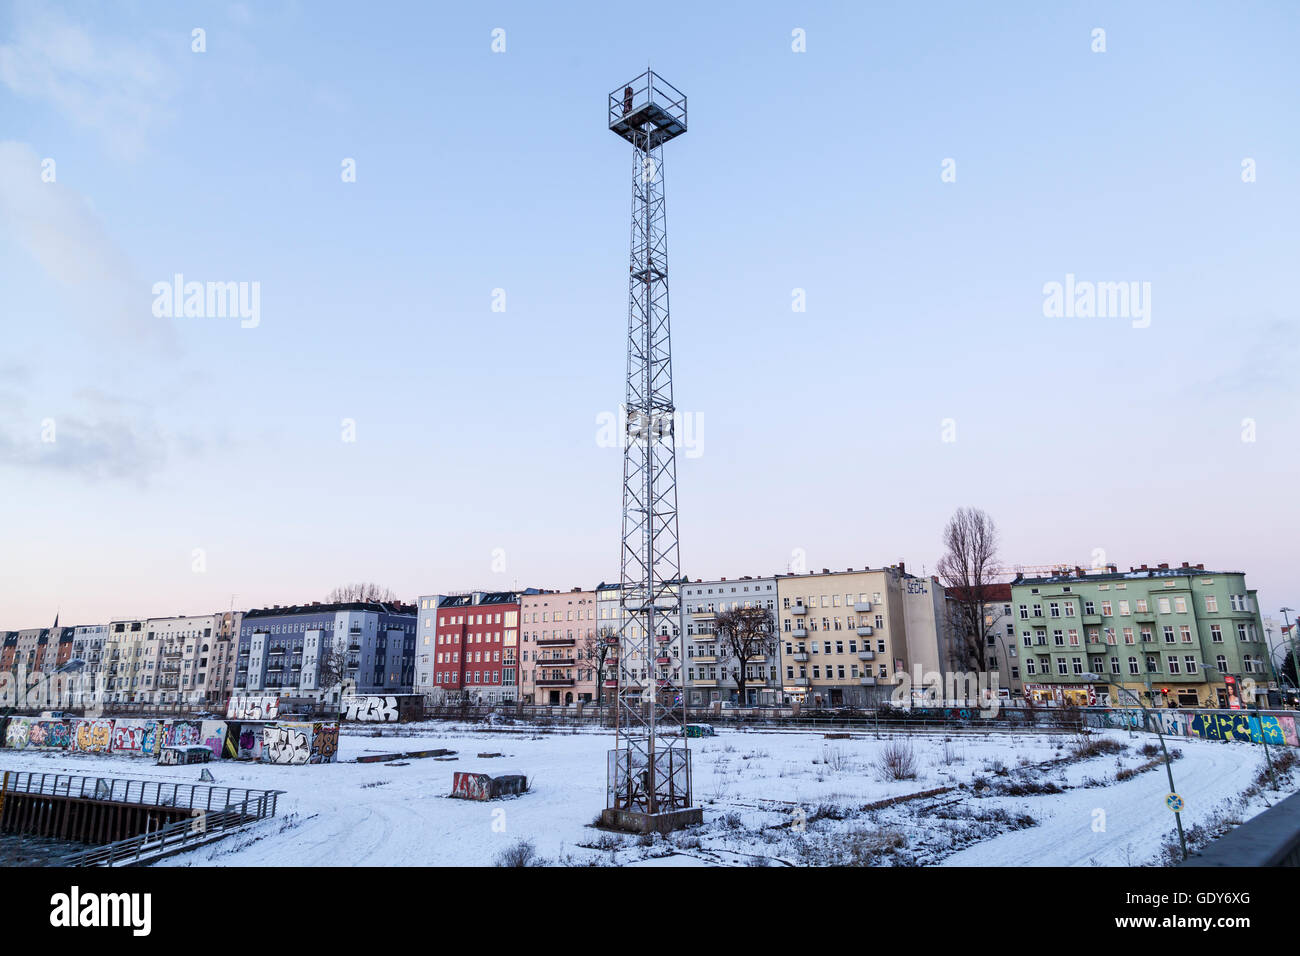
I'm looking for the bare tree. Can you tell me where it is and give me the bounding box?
[316,639,351,700]
[713,606,777,705]
[937,507,1000,674]
[582,628,618,706]
[325,582,400,604]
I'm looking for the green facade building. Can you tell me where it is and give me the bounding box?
[1010,563,1268,708]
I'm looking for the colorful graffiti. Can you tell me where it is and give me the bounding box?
[1090,708,1300,748]
[227,695,280,720]
[27,719,71,749]
[309,722,339,764]
[199,720,228,759]
[4,717,32,749]
[164,720,203,748]
[450,771,527,800]
[111,720,161,757]
[342,695,398,722]
[73,718,114,753]
[264,723,312,765]
[235,724,263,761]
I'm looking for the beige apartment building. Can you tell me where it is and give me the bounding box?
[774,566,917,707]
[104,618,159,704]
[519,588,601,705]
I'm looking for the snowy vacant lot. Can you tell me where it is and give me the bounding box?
[2,723,1292,866]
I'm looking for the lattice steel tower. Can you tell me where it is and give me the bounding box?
[602,71,700,830]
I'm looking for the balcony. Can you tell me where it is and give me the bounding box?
[856,626,874,637]
[858,650,875,661]
[792,628,808,639]
[1083,614,1103,626]
[692,679,718,688]
[539,657,576,667]
[693,654,717,664]
[854,602,872,613]
[792,652,809,663]
[789,605,808,616]
[655,655,672,666]
[538,637,575,647]
[536,678,575,687]
[786,677,810,687]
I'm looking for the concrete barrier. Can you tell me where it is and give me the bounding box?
[450,771,528,800]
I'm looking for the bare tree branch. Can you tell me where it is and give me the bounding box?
[937,506,1000,674]
[713,606,776,704]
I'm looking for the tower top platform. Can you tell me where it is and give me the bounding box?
[609,70,687,148]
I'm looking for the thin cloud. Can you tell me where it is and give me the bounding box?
[0,4,174,159]
[0,141,173,350]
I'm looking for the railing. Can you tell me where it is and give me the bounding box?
[1182,789,1300,867]
[63,802,274,867]
[0,771,282,816]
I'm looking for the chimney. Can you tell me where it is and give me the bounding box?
[1075,567,1085,578]
[1196,563,1204,570]
[822,568,830,574]
[1107,564,1117,573]
[721,577,726,582]
[1140,564,1148,571]
[847,568,853,572]
[1181,562,1189,569]
[899,562,906,574]
[1158,563,1169,570]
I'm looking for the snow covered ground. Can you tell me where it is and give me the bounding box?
[1,722,1291,866]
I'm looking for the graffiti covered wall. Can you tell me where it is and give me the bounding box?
[1089,708,1300,747]
[73,718,114,753]
[199,720,228,759]
[111,719,162,757]
[342,695,398,722]
[261,721,340,765]
[27,719,71,749]
[227,695,280,720]
[4,717,32,749]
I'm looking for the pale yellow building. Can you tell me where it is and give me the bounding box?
[774,566,915,707]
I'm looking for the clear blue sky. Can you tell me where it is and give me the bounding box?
[1,0,1297,630]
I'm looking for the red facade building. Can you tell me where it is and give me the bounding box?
[433,591,532,703]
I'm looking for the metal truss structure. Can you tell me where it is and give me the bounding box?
[605,71,693,816]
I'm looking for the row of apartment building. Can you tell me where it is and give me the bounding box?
[415,564,974,708]
[2,561,1273,711]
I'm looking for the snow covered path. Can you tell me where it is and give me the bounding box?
[944,734,1267,866]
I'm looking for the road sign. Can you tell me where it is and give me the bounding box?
[1166,792,1185,813]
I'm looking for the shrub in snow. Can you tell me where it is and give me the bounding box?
[1070,735,1126,759]
[873,740,919,781]
[494,839,538,867]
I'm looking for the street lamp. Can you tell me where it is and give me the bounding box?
[1281,608,1299,706]
[1081,671,1187,861]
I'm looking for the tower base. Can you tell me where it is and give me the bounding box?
[600,806,703,835]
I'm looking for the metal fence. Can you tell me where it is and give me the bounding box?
[63,803,271,867]
[0,770,281,816]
